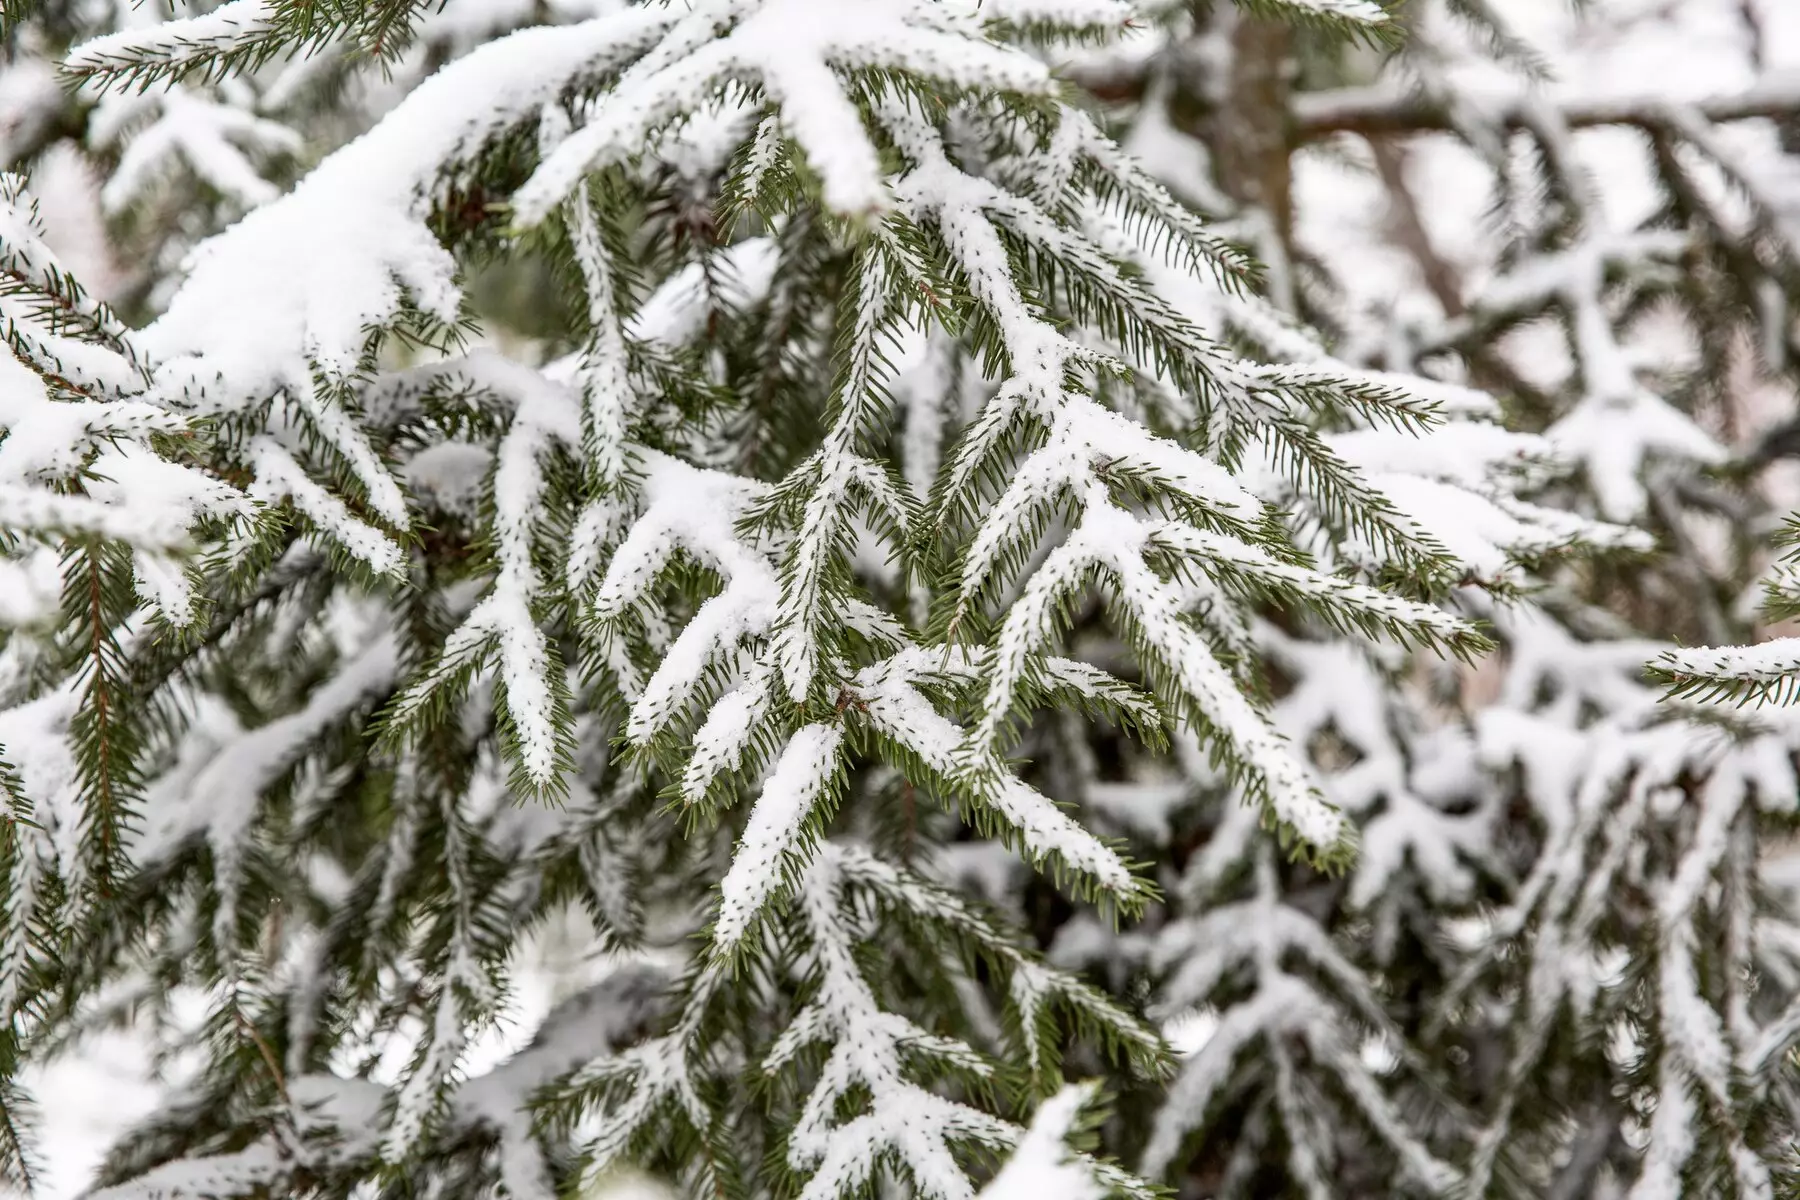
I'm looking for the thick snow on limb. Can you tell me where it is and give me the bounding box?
[121,11,672,571]
[0,174,247,627]
[511,0,1116,223]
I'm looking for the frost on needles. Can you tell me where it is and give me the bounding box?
[4,0,1799,1198]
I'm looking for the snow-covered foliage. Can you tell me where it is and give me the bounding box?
[6,0,1800,1197]
[1047,0,1800,1195]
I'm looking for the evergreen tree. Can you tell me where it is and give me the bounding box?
[4,0,1800,1199]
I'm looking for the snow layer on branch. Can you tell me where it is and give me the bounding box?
[1038,504,1348,851]
[1549,387,1726,522]
[0,692,83,887]
[1457,596,1800,1195]
[124,7,673,565]
[627,237,779,349]
[0,174,247,622]
[0,60,63,167]
[1658,638,1800,702]
[513,0,1100,224]
[854,648,1139,896]
[452,963,673,1195]
[66,0,276,75]
[979,1084,1104,1200]
[714,722,843,950]
[776,845,1017,1200]
[135,627,400,867]
[384,352,583,788]
[589,449,779,739]
[1108,177,1638,581]
[1292,0,1386,17]
[137,9,667,389]
[90,87,301,216]
[86,1145,286,1200]
[1328,418,1652,577]
[1260,628,1490,916]
[1145,851,1457,1192]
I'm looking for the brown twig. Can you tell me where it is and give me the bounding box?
[1293,74,1800,142]
[1367,137,1466,320]
[236,1001,291,1108]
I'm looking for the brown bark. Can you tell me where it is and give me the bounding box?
[1367,137,1465,319]
[1209,14,1295,239]
[1292,74,1800,142]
